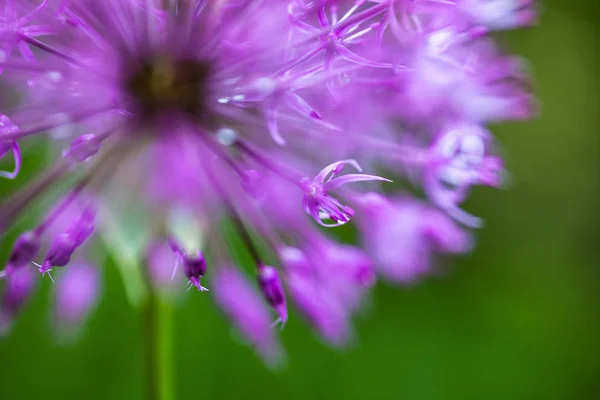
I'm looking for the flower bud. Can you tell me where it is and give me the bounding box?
[38,207,96,275]
[257,265,287,326]
[168,238,209,292]
[182,251,208,292]
[40,232,77,274]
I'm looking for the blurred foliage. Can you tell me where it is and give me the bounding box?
[0,1,598,399]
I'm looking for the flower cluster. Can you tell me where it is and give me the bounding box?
[0,0,535,363]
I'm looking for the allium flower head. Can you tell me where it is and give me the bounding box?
[0,0,536,362]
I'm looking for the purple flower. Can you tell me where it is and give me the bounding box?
[301,160,390,227]
[280,245,353,346]
[0,0,535,359]
[54,262,100,329]
[278,239,374,346]
[213,267,284,366]
[181,252,209,292]
[359,193,472,283]
[424,123,504,227]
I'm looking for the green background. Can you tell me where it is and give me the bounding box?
[1,1,598,399]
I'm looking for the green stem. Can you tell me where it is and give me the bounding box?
[142,291,175,400]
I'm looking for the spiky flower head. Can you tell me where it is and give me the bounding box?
[0,0,535,362]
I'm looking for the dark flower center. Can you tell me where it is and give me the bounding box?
[125,57,211,120]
